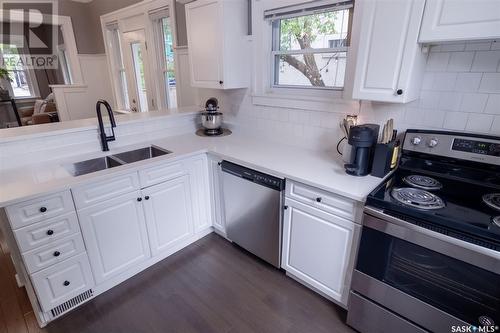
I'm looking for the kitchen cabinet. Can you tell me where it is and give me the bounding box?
[142,175,194,255]
[346,0,426,103]
[186,155,211,232]
[419,0,500,43]
[77,190,150,284]
[185,0,250,89]
[282,198,360,307]
[208,157,226,234]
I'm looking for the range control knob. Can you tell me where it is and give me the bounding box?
[428,138,439,148]
[411,136,422,145]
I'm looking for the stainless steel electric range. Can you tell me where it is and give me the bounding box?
[347,129,500,333]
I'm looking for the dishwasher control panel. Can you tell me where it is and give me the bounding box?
[221,161,285,191]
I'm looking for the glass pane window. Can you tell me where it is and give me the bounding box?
[272,6,352,90]
[159,17,177,109]
[107,27,129,109]
[131,42,148,112]
[0,43,35,98]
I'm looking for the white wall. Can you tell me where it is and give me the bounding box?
[207,39,500,151]
[53,55,114,121]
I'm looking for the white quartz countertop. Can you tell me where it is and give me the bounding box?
[0,132,387,206]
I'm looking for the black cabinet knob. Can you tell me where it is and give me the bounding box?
[145,196,150,200]
[53,251,61,257]
[316,197,322,203]
[284,205,288,210]
[137,197,142,202]
[63,280,70,286]
[40,207,47,213]
[46,229,54,236]
[219,80,223,85]
[396,89,403,95]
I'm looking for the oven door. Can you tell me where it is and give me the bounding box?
[351,207,500,333]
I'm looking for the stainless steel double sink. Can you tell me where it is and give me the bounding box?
[65,145,172,177]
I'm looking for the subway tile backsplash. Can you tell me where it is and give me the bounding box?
[221,40,500,151]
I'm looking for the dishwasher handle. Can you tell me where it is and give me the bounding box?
[221,160,284,191]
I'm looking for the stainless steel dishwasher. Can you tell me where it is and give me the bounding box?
[221,161,285,268]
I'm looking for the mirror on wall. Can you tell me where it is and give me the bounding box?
[0,22,70,127]
[0,0,193,131]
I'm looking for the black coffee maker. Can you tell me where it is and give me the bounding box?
[344,124,380,176]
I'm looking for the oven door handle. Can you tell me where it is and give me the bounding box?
[364,206,500,274]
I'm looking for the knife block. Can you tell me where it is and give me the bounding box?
[371,141,395,178]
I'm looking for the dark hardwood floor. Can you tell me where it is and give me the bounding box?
[3,231,355,333]
[0,225,44,333]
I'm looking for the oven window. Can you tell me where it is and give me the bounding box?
[356,227,500,325]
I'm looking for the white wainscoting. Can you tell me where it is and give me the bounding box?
[51,55,114,122]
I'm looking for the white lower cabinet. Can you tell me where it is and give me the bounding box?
[142,175,194,255]
[208,157,225,234]
[31,252,94,312]
[282,198,360,306]
[77,190,151,284]
[186,155,211,232]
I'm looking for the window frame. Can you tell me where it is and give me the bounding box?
[150,10,177,110]
[0,35,40,99]
[105,24,129,110]
[269,5,352,92]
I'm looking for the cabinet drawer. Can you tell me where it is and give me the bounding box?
[286,181,358,221]
[14,212,81,252]
[23,233,86,274]
[31,252,94,312]
[6,191,74,229]
[72,172,140,209]
[139,160,187,188]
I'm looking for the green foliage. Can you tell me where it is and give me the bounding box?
[0,68,12,82]
[280,11,338,50]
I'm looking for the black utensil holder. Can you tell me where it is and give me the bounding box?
[371,141,395,178]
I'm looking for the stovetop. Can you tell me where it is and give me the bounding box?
[366,156,500,250]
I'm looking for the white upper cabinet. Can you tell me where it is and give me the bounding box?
[346,0,426,103]
[419,0,500,43]
[185,0,250,89]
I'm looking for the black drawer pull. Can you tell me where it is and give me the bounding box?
[145,196,150,200]
[137,197,142,202]
[46,229,54,236]
[316,197,322,203]
[63,280,70,286]
[53,251,61,257]
[40,207,47,213]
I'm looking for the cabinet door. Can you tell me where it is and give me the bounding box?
[186,156,211,233]
[419,0,500,43]
[208,157,225,234]
[347,0,426,103]
[282,198,359,306]
[78,190,150,284]
[186,0,223,88]
[142,175,194,256]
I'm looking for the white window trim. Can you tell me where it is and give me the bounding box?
[0,35,41,99]
[0,10,83,85]
[252,0,352,110]
[105,23,129,110]
[101,0,181,112]
[150,9,177,110]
